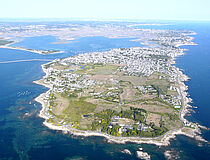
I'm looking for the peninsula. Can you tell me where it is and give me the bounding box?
[0,42,64,55]
[34,29,205,146]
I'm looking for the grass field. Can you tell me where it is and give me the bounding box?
[73,64,118,75]
[118,75,147,86]
[51,93,96,124]
[52,64,81,71]
[63,97,96,122]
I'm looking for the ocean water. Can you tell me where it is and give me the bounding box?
[10,36,143,54]
[0,22,209,160]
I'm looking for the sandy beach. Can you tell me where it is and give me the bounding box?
[0,43,64,55]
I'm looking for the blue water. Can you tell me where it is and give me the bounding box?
[10,36,143,53]
[0,22,210,160]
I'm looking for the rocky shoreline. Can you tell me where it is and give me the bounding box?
[34,46,208,146]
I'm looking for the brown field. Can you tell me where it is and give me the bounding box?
[118,75,147,86]
[52,94,69,115]
[120,86,139,101]
[162,114,182,130]
[146,113,161,127]
[73,64,119,75]
[130,104,173,114]
[118,118,134,125]
[53,64,80,71]
[147,73,159,80]
[88,65,118,75]
[147,72,168,80]
[85,98,120,113]
[139,94,156,99]
[146,78,169,87]
[89,75,118,81]
[91,85,107,93]
[145,100,169,106]
[78,117,94,130]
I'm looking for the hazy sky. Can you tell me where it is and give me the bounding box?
[1,0,210,21]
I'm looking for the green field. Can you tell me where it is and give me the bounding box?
[63,97,96,122]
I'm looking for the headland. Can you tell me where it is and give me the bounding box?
[34,29,207,146]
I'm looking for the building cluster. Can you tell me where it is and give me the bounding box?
[61,47,184,77]
[111,116,150,134]
[42,67,98,93]
[41,45,187,111]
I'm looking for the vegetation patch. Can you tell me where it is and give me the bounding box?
[63,98,96,122]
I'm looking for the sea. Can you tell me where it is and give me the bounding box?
[0,21,209,160]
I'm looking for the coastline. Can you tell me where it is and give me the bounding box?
[35,89,207,146]
[0,42,64,55]
[34,45,208,146]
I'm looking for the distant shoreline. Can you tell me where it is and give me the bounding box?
[0,41,64,55]
[0,59,52,64]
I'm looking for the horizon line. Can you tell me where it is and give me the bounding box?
[0,18,210,23]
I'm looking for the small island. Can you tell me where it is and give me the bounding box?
[35,29,205,146]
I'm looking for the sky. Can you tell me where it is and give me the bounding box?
[1,0,210,21]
